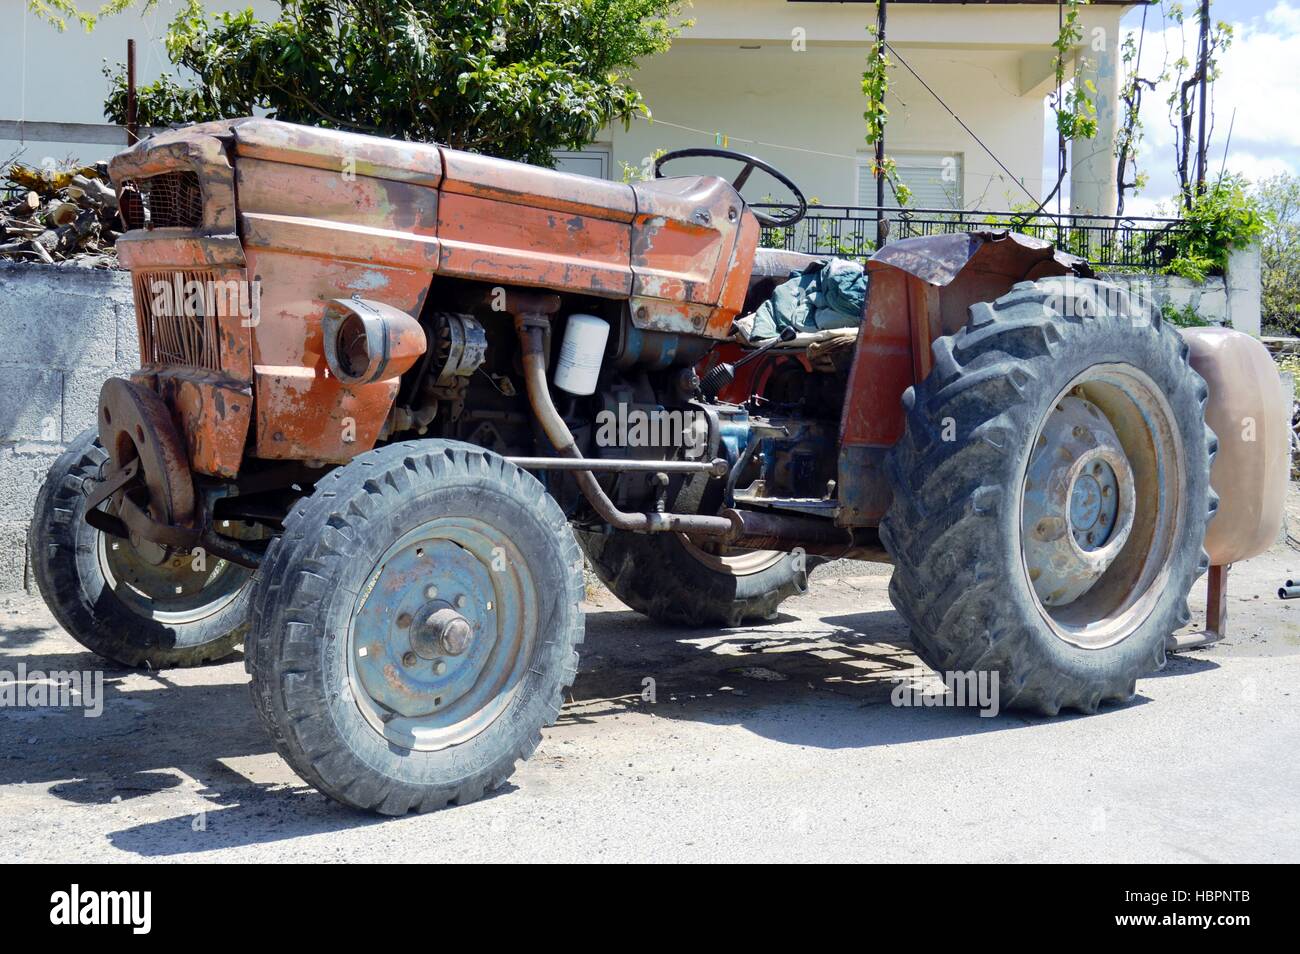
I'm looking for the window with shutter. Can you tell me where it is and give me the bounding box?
[856,151,964,210]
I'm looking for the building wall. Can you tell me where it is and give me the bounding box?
[607,42,1047,208]
[0,263,137,593]
[2,0,278,165]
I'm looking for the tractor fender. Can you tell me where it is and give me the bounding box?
[838,230,1091,525]
[1181,327,1290,565]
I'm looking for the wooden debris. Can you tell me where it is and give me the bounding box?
[0,160,120,267]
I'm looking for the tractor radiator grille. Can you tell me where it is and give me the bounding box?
[119,172,204,231]
[133,270,223,372]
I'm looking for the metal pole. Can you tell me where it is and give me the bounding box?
[875,0,888,248]
[1195,0,1210,194]
[126,39,138,145]
[1058,1,1066,217]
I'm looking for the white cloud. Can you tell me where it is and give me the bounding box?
[1221,149,1297,181]
[1266,1,1300,32]
[1119,1,1300,206]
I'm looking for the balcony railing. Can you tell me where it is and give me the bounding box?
[755,205,1190,271]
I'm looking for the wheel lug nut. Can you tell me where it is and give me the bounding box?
[424,585,438,599]
[402,651,417,667]
[396,612,412,629]
[440,618,473,656]
[434,661,447,675]
[454,594,467,609]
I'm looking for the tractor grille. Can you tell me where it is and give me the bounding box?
[119,172,204,231]
[132,270,223,371]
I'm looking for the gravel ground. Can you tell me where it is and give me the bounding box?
[1,490,1297,863]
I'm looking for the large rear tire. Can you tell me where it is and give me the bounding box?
[880,278,1216,715]
[29,428,252,668]
[246,440,584,814]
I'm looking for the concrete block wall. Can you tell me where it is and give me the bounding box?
[0,261,137,593]
[1100,272,1230,326]
[1101,241,1264,336]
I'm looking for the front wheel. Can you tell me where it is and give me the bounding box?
[881,278,1217,715]
[29,428,253,668]
[246,441,584,814]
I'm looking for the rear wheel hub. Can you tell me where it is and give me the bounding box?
[1021,394,1136,608]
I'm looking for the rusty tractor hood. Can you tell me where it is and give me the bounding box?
[109,118,756,334]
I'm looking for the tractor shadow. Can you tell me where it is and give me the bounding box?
[0,632,399,856]
[0,582,1215,857]
[564,601,1166,749]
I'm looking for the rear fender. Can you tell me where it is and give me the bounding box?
[837,231,1089,526]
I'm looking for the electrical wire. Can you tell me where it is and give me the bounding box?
[882,40,1039,209]
[633,114,861,162]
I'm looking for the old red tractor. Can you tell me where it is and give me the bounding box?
[32,120,1289,813]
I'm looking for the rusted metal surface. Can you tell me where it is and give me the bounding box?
[253,366,400,463]
[837,266,915,450]
[106,118,766,479]
[236,157,439,235]
[440,148,634,221]
[320,298,427,387]
[436,147,636,295]
[109,122,238,232]
[1167,563,1229,652]
[114,232,246,270]
[630,175,751,337]
[149,368,254,479]
[837,231,1089,526]
[710,212,760,337]
[231,119,444,187]
[97,377,196,527]
[239,244,430,461]
[436,191,633,295]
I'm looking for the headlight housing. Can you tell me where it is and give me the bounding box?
[322,298,426,385]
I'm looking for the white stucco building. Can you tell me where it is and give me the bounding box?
[2,0,1137,215]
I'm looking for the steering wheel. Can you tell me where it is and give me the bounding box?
[654,147,808,229]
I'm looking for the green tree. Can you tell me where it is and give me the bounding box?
[1164,174,1266,283]
[96,0,686,167]
[27,0,144,31]
[1255,173,1300,336]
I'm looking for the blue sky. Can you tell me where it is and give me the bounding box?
[1053,0,1300,213]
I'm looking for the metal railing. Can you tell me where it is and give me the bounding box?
[755,205,1190,271]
